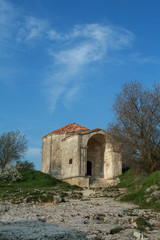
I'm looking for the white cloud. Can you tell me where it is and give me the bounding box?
[46,24,134,111]
[47,30,63,40]
[2,0,157,112]
[0,0,16,29]
[64,85,80,108]
[0,0,50,48]
[17,16,49,42]
[0,0,18,47]
[129,53,160,64]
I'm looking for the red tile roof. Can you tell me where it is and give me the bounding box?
[43,123,102,138]
[50,123,90,134]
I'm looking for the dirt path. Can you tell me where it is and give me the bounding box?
[0,190,160,239]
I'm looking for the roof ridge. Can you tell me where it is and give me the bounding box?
[43,123,90,137]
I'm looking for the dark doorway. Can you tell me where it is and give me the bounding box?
[87,161,92,176]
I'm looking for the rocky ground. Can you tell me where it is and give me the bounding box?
[0,189,160,240]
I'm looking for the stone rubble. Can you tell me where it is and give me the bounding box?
[0,190,160,240]
[145,185,160,204]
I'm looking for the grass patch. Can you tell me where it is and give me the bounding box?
[0,233,10,240]
[136,217,152,232]
[110,227,124,234]
[117,169,144,192]
[0,170,81,204]
[116,169,160,212]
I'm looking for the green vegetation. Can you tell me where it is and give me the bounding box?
[0,170,81,204]
[110,227,124,234]
[136,217,152,232]
[117,169,160,211]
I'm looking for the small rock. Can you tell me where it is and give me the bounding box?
[53,195,62,204]
[145,185,159,193]
[118,213,123,217]
[134,231,147,239]
[38,218,46,222]
[151,190,160,199]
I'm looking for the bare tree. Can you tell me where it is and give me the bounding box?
[107,81,160,173]
[0,131,28,171]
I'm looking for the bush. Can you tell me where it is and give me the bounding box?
[0,164,23,182]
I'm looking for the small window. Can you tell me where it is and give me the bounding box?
[69,159,73,164]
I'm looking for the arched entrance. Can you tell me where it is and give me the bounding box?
[87,134,105,178]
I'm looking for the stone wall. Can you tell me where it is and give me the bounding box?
[63,176,90,188]
[42,134,66,178]
[61,135,80,178]
[41,136,51,174]
[104,142,122,179]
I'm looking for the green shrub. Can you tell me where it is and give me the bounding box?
[110,227,123,234]
[136,217,152,232]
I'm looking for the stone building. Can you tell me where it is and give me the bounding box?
[42,123,122,187]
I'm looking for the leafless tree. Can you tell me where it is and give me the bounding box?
[0,131,28,171]
[107,80,160,173]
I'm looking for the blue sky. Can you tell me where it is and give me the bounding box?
[1,0,160,170]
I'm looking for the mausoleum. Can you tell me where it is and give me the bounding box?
[42,123,122,187]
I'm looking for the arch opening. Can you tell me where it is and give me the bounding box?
[87,134,105,178]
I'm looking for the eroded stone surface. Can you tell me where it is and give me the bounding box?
[0,192,160,240]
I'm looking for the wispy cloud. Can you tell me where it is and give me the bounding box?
[47,30,63,40]
[17,16,49,42]
[0,0,18,56]
[0,0,16,38]
[129,53,160,64]
[0,0,49,50]
[46,24,134,111]
[1,0,158,112]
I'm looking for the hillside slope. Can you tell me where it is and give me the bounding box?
[117,170,160,212]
